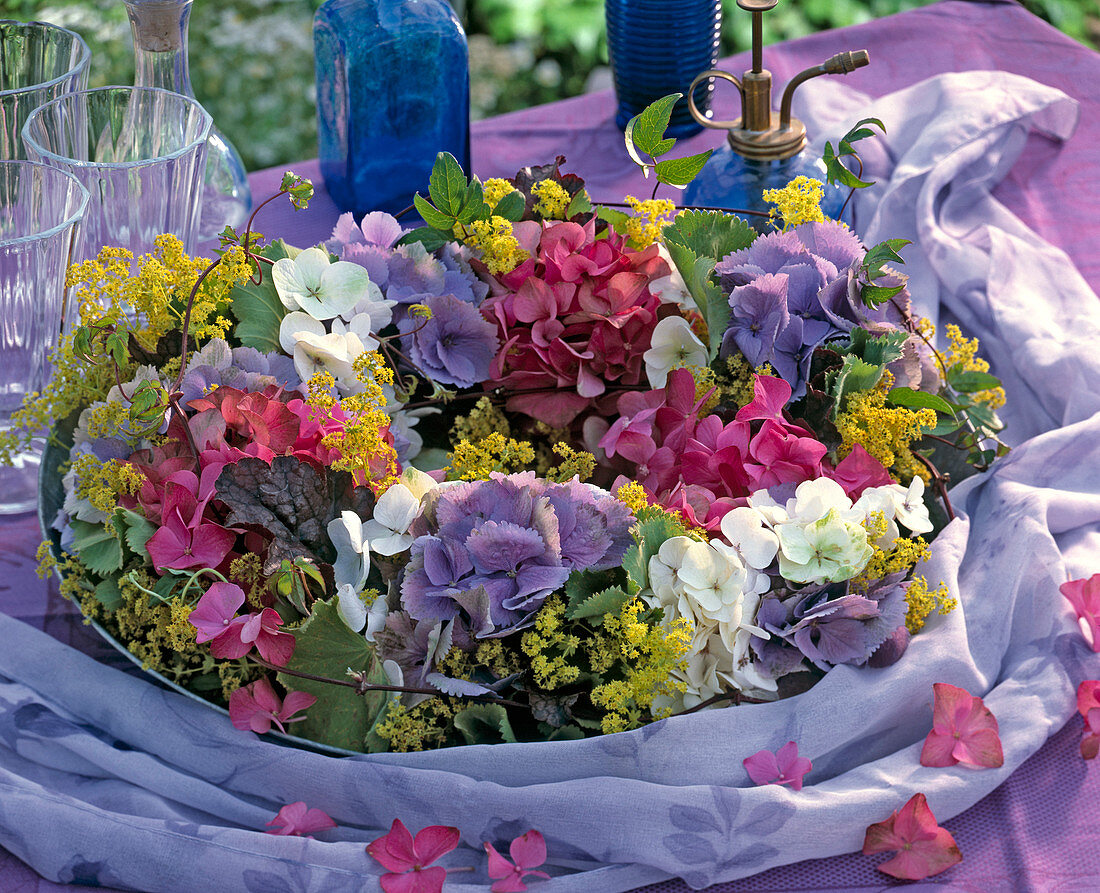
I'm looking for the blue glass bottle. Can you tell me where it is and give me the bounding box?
[605,0,722,139]
[684,149,847,230]
[314,0,470,216]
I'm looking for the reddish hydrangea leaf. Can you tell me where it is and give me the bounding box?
[265,801,336,837]
[1061,574,1100,651]
[862,793,962,880]
[920,683,1004,769]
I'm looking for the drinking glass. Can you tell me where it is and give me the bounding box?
[21,85,211,261]
[0,160,88,514]
[0,19,91,160]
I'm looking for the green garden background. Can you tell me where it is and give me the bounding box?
[4,0,1097,171]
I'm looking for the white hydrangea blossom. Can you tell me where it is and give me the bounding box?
[272,245,380,320]
[361,467,437,556]
[642,315,708,388]
[645,536,775,711]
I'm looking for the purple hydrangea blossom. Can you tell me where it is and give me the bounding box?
[779,574,908,670]
[716,222,890,398]
[399,293,499,388]
[536,477,635,571]
[401,473,635,641]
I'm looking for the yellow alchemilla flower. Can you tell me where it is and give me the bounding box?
[465,215,529,276]
[531,179,571,219]
[623,196,676,248]
[483,177,517,209]
[763,176,825,229]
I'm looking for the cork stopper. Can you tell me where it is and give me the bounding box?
[127,1,192,53]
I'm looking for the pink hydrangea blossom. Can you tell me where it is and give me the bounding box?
[366,819,460,893]
[228,677,316,734]
[482,219,669,427]
[485,830,551,892]
[919,683,1004,770]
[265,801,336,837]
[188,583,296,666]
[742,741,813,791]
[1060,574,1100,651]
[862,792,962,880]
[145,475,237,574]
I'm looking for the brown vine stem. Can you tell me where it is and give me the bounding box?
[251,657,531,711]
[913,451,955,522]
[673,690,770,716]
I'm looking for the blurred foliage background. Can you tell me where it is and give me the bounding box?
[4,0,1097,171]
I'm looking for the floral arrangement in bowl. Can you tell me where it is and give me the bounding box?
[3,102,1013,776]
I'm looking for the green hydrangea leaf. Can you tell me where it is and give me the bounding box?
[69,519,122,576]
[627,93,682,157]
[663,208,756,265]
[276,597,388,751]
[654,150,713,188]
[824,355,884,415]
[453,703,517,745]
[887,386,956,416]
[230,241,290,353]
[93,575,123,611]
[428,151,469,217]
[397,227,452,253]
[565,189,593,219]
[622,514,687,593]
[661,237,728,360]
[568,585,631,624]
[113,507,156,562]
[455,178,491,225]
[949,370,1003,393]
[493,189,526,222]
[565,568,623,611]
[413,193,456,231]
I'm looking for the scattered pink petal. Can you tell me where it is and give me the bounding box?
[265,801,336,837]
[367,819,460,893]
[742,741,812,791]
[228,677,316,734]
[1078,680,1100,760]
[485,830,551,892]
[919,683,1004,769]
[862,792,962,880]
[1061,574,1100,651]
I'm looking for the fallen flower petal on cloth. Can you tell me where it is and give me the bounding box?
[920,682,1004,769]
[1061,574,1100,651]
[367,819,460,893]
[265,801,337,837]
[862,792,962,880]
[1078,680,1100,759]
[743,741,813,790]
[485,829,551,893]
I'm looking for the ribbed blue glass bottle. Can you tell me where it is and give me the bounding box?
[605,0,722,139]
[314,0,470,216]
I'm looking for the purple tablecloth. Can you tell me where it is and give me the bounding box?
[3,1,1099,889]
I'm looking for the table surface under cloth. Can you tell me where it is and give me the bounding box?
[3,0,1100,890]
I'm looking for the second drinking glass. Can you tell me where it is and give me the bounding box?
[21,85,211,263]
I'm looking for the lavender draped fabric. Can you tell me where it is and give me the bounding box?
[2,3,1100,891]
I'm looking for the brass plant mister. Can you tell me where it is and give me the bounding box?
[688,0,870,161]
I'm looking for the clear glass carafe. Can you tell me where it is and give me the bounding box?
[124,0,252,241]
